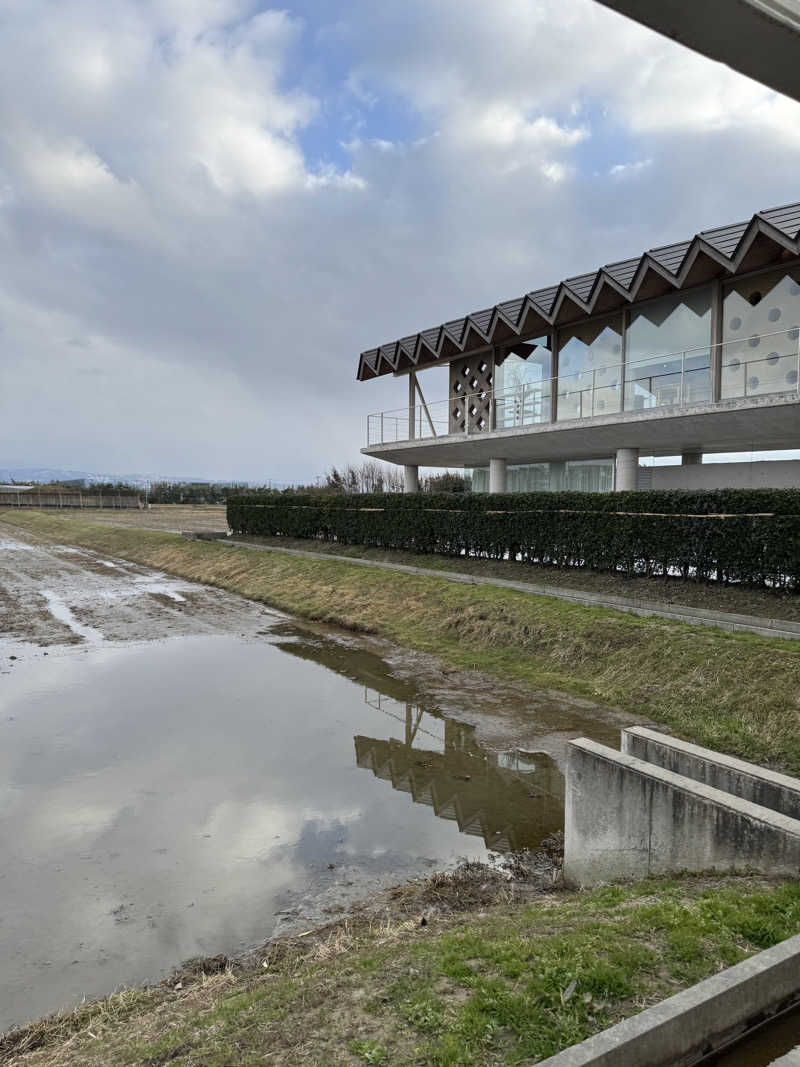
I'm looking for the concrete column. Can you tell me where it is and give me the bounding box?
[489,458,508,494]
[614,448,639,492]
[403,464,419,493]
[682,451,702,465]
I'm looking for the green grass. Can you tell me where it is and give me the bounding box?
[5,878,800,1065]
[236,533,800,623]
[3,508,800,773]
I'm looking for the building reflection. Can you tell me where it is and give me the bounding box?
[355,691,564,853]
[269,630,565,853]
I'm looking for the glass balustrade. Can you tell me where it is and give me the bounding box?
[366,330,800,445]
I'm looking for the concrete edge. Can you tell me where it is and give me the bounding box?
[538,932,800,1066]
[180,533,800,642]
[568,738,800,837]
[622,726,800,794]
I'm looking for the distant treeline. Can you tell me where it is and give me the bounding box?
[28,464,470,503]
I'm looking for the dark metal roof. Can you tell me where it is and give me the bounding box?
[357,202,800,380]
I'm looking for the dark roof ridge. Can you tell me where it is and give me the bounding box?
[357,202,800,380]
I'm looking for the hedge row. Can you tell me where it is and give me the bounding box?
[226,489,800,588]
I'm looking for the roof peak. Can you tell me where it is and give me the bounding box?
[358,202,800,380]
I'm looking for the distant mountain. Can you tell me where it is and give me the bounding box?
[0,467,261,487]
[0,467,101,485]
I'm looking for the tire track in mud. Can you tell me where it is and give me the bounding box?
[0,522,276,657]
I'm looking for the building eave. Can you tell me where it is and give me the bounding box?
[356,203,800,381]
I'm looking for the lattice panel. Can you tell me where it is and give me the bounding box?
[449,354,494,433]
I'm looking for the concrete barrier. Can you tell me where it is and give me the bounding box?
[563,739,800,886]
[622,726,800,820]
[539,932,800,1066]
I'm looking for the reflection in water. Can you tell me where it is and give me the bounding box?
[1,623,610,1034]
[356,692,564,852]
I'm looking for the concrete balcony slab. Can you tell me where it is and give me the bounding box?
[362,392,800,466]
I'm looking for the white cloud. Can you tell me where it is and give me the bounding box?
[609,158,652,178]
[1,0,800,481]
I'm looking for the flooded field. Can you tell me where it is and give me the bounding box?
[0,524,627,1034]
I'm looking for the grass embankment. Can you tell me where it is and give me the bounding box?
[3,509,800,773]
[235,534,800,623]
[4,876,800,1066]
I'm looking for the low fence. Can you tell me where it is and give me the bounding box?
[227,488,800,590]
[0,490,142,510]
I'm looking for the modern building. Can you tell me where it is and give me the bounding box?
[358,203,800,492]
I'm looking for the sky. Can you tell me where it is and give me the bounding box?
[1,0,800,484]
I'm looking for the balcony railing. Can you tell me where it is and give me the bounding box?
[366,328,800,446]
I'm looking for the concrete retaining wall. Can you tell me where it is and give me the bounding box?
[563,739,800,886]
[539,932,800,1066]
[650,458,800,490]
[621,727,800,820]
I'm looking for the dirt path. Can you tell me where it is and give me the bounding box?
[0,521,269,662]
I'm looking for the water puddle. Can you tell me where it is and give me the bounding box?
[132,579,187,602]
[0,538,36,551]
[39,590,104,644]
[704,1003,800,1065]
[0,625,614,1033]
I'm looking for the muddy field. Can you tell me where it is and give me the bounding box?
[0,521,261,655]
[0,504,228,535]
[0,518,630,761]
[0,520,638,1033]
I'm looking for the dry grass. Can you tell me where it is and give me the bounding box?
[3,509,800,772]
[1,504,229,534]
[4,875,799,1066]
[235,534,800,623]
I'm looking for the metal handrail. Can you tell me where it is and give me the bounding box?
[366,327,800,445]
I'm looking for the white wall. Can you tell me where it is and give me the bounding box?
[650,460,800,490]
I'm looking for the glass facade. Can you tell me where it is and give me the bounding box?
[721,267,800,399]
[469,459,614,494]
[438,264,800,462]
[494,336,552,427]
[624,287,712,409]
[556,317,623,420]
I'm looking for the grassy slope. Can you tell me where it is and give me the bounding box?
[234,533,800,622]
[4,877,800,1066]
[3,509,800,773]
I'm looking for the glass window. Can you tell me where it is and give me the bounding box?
[721,267,800,399]
[495,336,552,427]
[557,317,622,420]
[625,288,711,410]
[466,459,614,494]
[468,467,489,492]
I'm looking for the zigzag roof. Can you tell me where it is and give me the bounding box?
[357,202,800,380]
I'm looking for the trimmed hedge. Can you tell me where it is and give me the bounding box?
[227,489,800,589]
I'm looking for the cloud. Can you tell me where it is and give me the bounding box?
[1,0,799,481]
